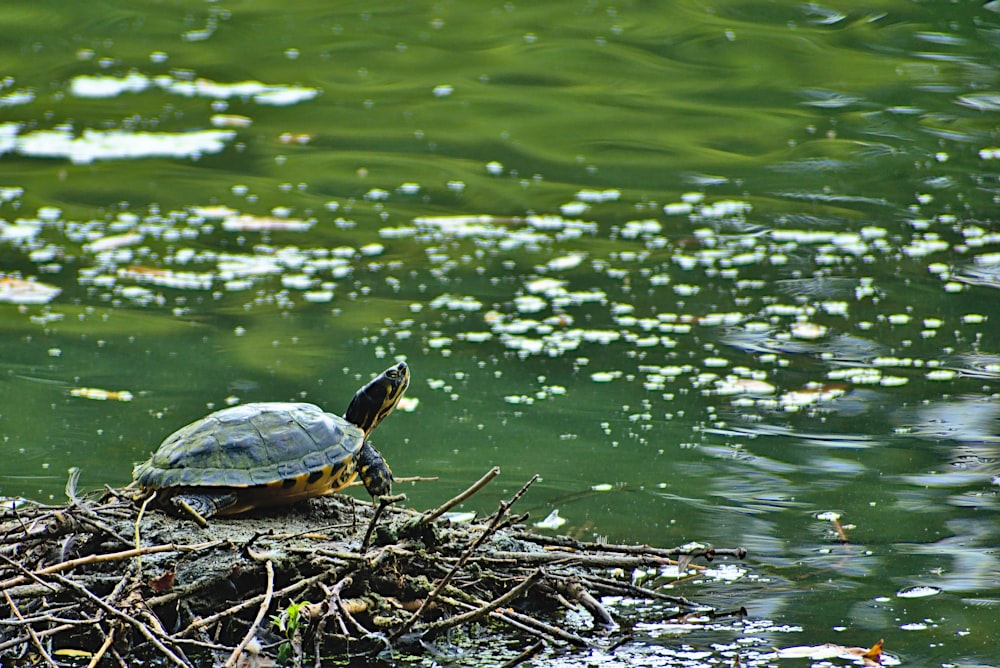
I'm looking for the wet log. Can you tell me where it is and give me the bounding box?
[0,471,748,666]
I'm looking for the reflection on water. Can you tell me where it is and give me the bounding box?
[2,0,1000,664]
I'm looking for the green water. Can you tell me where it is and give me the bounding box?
[3,1,1000,665]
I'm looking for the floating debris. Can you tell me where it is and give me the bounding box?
[396,396,419,412]
[11,128,236,164]
[773,639,894,665]
[790,322,828,340]
[70,73,319,106]
[118,266,213,290]
[533,509,567,530]
[560,201,590,217]
[210,114,253,128]
[429,294,483,311]
[0,276,61,304]
[221,215,313,232]
[190,205,241,219]
[70,387,134,402]
[546,253,586,272]
[897,586,941,599]
[302,290,334,303]
[575,188,620,203]
[84,232,143,252]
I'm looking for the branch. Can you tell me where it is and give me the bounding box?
[513,532,747,561]
[3,591,59,668]
[392,474,538,640]
[418,466,500,525]
[49,573,192,668]
[223,559,274,668]
[417,569,543,635]
[0,541,223,590]
[179,571,326,636]
[361,493,406,551]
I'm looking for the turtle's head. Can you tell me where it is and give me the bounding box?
[344,361,409,436]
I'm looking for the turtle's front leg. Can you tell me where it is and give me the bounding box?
[357,441,393,497]
[170,491,238,526]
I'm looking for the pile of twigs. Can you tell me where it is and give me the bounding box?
[1,468,747,667]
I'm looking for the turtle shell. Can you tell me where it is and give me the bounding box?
[133,402,365,511]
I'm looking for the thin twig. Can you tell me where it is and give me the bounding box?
[135,492,155,549]
[348,475,438,485]
[0,623,76,653]
[179,571,326,636]
[513,531,747,561]
[314,580,351,664]
[0,541,222,590]
[418,569,544,635]
[392,475,538,640]
[224,559,274,668]
[331,573,372,637]
[499,639,546,668]
[494,607,589,646]
[87,626,116,668]
[418,466,500,524]
[482,550,690,568]
[361,493,406,551]
[49,573,192,668]
[0,552,57,592]
[483,474,538,522]
[579,572,695,606]
[3,590,59,668]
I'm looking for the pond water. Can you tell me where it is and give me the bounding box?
[2,1,1000,665]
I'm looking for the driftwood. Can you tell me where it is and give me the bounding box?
[0,469,748,666]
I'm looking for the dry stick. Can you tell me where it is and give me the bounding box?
[361,493,407,551]
[48,573,192,668]
[223,559,274,668]
[0,622,77,654]
[392,474,538,640]
[551,577,616,631]
[0,541,222,590]
[385,475,438,484]
[146,576,225,609]
[333,576,373,638]
[179,571,326,636]
[493,607,588,646]
[499,639,546,668]
[579,572,694,606]
[445,594,586,646]
[314,580,351,667]
[3,590,59,668]
[181,601,227,665]
[0,552,57,593]
[70,510,133,549]
[417,568,544,635]
[135,492,155,545]
[481,607,550,640]
[514,531,748,561]
[346,475,437,487]
[87,626,116,668]
[483,550,692,568]
[418,466,501,524]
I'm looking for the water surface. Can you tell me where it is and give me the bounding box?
[2,1,1000,665]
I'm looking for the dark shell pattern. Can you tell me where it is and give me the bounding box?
[133,402,365,489]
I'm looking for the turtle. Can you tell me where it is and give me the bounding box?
[133,361,409,524]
